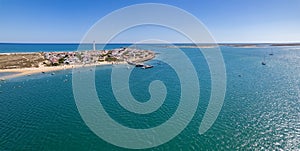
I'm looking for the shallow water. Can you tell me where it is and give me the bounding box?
[0,72,19,77]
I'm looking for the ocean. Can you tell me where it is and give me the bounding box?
[0,43,299,150]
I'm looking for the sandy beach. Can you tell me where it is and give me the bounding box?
[0,61,125,80]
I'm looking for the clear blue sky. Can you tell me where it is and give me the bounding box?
[0,0,299,43]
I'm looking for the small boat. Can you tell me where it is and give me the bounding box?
[135,64,144,67]
[261,55,266,65]
[142,65,153,69]
[269,48,274,56]
[51,72,55,75]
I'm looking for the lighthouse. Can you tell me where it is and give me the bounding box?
[93,40,96,51]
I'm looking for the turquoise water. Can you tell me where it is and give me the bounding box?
[0,44,299,150]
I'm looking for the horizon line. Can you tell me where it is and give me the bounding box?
[1,42,300,45]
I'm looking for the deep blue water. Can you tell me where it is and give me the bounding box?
[0,44,299,150]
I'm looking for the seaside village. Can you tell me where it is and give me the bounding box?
[42,47,155,67]
[0,44,155,81]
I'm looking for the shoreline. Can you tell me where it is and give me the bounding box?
[0,61,126,80]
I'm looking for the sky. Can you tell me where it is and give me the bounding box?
[0,0,299,43]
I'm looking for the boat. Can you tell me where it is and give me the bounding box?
[135,64,144,67]
[269,48,274,56]
[142,64,153,69]
[261,56,266,65]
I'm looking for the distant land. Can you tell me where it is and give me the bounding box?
[161,42,300,48]
[220,43,300,47]
[1,42,300,46]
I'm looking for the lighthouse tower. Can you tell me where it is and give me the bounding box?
[93,41,96,51]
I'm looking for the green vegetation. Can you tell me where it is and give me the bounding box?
[58,58,64,64]
[105,57,117,62]
[52,62,59,66]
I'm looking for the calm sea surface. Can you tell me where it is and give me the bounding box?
[0,44,299,150]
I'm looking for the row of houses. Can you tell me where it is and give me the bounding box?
[43,48,152,66]
[44,52,80,65]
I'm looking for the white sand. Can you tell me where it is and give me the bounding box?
[0,61,126,80]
